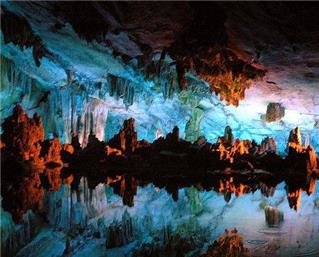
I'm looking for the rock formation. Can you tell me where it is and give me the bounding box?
[287,127,318,175]
[1,7,48,67]
[1,107,318,221]
[288,127,302,147]
[185,107,205,143]
[259,137,277,154]
[1,105,44,162]
[1,106,45,222]
[265,103,285,122]
[108,118,138,153]
[202,229,249,257]
[264,206,284,227]
[185,187,203,215]
[106,210,134,248]
[1,106,64,221]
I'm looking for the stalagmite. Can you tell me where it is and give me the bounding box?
[185,107,204,142]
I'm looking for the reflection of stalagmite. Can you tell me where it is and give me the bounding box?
[218,178,248,196]
[287,189,302,211]
[106,210,134,248]
[185,187,203,215]
[264,206,284,227]
[223,126,234,146]
[203,228,249,257]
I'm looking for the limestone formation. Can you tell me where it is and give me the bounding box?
[185,107,204,143]
[223,126,234,146]
[287,127,318,174]
[1,105,44,162]
[265,103,285,122]
[1,107,318,221]
[288,127,302,147]
[264,206,284,227]
[185,187,203,215]
[259,137,277,154]
[108,118,138,153]
[106,210,134,248]
[202,229,249,257]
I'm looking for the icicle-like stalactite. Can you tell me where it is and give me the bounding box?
[0,56,48,123]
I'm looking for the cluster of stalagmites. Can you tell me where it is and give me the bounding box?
[1,106,318,222]
[201,228,249,257]
[1,105,67,221]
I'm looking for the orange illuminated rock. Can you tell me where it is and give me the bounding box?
[1,105,64,221]
[218,178,250,197]
[2,105,44,162]
[287,189,302,211]
[105,145,122,156]
[215,137,251,163]
[287,128,318,174]
[202,228,249,257]
[41,138,62,165]
[0,139,5,149]
[63,174,74,185]
[288,127,302,146]
[63,144,75,155]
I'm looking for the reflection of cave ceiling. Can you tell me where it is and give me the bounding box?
[1,2,319,153]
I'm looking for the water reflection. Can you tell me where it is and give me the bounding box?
[106,172,318,211]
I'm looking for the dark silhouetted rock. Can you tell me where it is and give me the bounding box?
[108,118,138,153]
